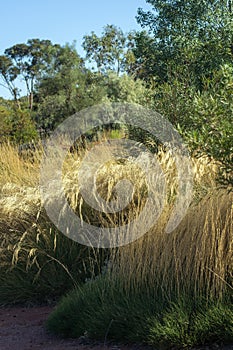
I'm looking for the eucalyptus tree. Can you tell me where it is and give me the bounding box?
[4,39,57,109]
[0,55,20,106]
[82,24,135,75]
[35,43,86,132]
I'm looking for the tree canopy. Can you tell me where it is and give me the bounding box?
[82,24,135,75]
[135,0,233,86]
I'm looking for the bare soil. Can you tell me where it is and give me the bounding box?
[0,306,153,350]
[0,306,232,350]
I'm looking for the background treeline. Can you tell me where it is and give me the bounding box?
[0,0,232,185]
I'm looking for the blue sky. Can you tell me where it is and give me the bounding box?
[0,0,152,56]
[0,0,152,98]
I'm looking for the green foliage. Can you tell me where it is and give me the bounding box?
[103,72,153,105]
[0,55,20,102]
[136,1,233,87]
[35,94,68,132]
[0,103,38,143]
[189,65,233,185]
[0,104,11,139]
[128,30,160,84]
[3,39,58,108]
[36,69,153,133]
[82,25,135,74]
[46,276,155,341]
[148,299,233,348]
[152,64,233,185]
[35,72,105,132]
[73,72,154,144]
[36,42,84,99]
[34,43,85,131]
[47,276,233,348]
[1,39,84,112]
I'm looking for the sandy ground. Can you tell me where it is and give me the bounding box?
[0,306,153,350]
[0,306,232,350]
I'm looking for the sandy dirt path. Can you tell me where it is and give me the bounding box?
[0,306,153,350]
[0,306,232,350]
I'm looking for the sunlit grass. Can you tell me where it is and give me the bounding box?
[0,140,232,346]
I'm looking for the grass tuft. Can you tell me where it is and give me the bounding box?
[0,141,232,347]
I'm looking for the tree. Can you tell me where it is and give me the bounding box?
[136,0,233,87]
[37,43,84,103]
[0,39,86,134]
[4,39,59,109]
[0,56,20,106]
[82,25,135,75]
[35,43,85,132]
[128,31,159,84]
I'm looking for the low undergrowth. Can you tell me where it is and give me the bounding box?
[46,276,233,348]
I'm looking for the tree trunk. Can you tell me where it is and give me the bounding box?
[29,92,33,110]
[29,78,34,110]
